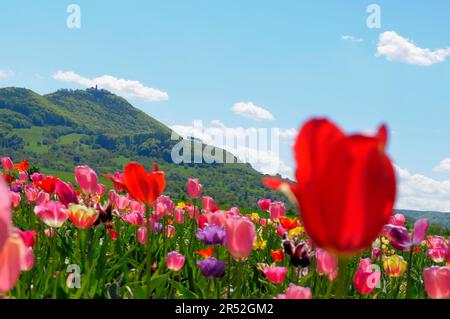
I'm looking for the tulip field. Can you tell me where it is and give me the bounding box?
[0,118,449,299]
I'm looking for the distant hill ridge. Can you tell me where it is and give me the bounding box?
[0,86,290,210]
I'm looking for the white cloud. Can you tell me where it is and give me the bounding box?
[341,35,363,43]
[433,158,450,173]
[377,31,450,66]
[170,120,294,178]
[0,69,14,78]
[395,165,450,212]
[231,102,274,121]
[52,71,168,102]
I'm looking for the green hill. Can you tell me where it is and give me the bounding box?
[0,86,290,211]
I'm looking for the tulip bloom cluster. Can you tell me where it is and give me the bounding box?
[0,118,449,300]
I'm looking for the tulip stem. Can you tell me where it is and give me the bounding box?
[335,258,349,299]
[405,249,414,299]
[146,204,153,298]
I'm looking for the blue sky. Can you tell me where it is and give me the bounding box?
[1,1,450,211]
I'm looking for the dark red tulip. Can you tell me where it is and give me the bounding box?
[264,118,396,255]
[123,162,166,206]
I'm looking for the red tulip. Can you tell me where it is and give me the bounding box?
[279,216,299,231]
[123,163,166,206]
[264,118,396,255]
[271,249,284,262]
[14,160,29,172]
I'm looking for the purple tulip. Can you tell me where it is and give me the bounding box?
[386,218,429,251]
[196,225,226,245]
[197,257,226,279]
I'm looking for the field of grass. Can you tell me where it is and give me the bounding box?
[13,127,49,154]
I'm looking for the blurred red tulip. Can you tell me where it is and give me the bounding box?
[123,163,166,206]
[264,118,396,255]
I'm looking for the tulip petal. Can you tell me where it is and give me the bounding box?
[0,234,26,293]
[412,218,429,245]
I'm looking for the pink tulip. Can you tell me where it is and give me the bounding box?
[17,230,36,248]
[263,266,287,284]
[428,248,447,263]
[258,198,271,212]
[202,196,214,211]
[277,284,312,299]
[44,228,55,238]
[129,200,145,214]
[269,201,285,221]
[1,157,13,172]
[10,192,21,208]
[166,251,186,271]
[96,184,106,196]
[137,227,147,244]
[316,248,338,281]
[35,191,50,206]
[426,236,447,250]
[260,218,267,227]
[187,178,202,199]
[0,179,12,250]
[30,172,43,183]
[354,258,380,295]
[276,225,286,237]
[165,225,175,238]
[19,171,28,182]
[74,165,98,195]
[114,195,129,211]
[25,185,38,202]
[388,213,405,227]
[225,217,255,260]
[174,207,185,224]
[205,210,227,226]
[124,212,144,226]
[34,201,68,228]
[157,195,175,213]
[423,266,450,299]
[186,205,199,219]
[55,181,78,207]
[155,202,168,218]
[372,247,381,260]
[228,207,240,216]
[0,233,26,293]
